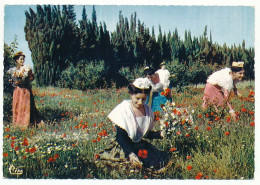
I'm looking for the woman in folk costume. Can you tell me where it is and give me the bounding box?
[202,61,245,120]
[144,65,172,112]
[95,78,171,173]
[7,51,43,129]
[155,62,171,90]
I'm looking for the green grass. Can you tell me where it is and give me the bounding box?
[3,81,255,179]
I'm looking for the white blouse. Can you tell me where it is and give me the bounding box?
[207,68,234,92]
[108,100,154,143]
[156,69,170,89]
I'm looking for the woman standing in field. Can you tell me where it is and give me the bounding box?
[7,51,43,129]
[144,65,172,112]
[96,78,171,173]
[202,61,245,120]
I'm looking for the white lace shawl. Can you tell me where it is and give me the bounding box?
[108,100,154,143]
[207,68,234,92]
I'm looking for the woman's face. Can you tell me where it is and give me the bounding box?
[16,56,25,67]
[131,93,148,109]
[161,65,166,70]
[232,69,245,81]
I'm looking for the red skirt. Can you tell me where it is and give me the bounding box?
[12,86,39,129]
[202,82,227,109]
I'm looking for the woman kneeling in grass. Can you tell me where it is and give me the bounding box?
[96,78,171,174]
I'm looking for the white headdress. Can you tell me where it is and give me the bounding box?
[232,61,244,68]
[133,78,151,89]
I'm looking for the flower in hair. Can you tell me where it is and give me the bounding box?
[133,78,151,89]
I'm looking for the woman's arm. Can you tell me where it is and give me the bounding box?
[116,125,135,157]
[145,130,162,139]
[27,70,35,82]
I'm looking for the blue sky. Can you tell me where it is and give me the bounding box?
[4,5,255,67]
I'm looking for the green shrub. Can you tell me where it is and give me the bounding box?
[56,60,107,90]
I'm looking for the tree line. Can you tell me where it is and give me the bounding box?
[23,5,254,89]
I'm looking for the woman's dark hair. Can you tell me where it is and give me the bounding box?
[143,66,156,76]
[128,84,152,95]
[13,51,25,61]
[231,66,244,73]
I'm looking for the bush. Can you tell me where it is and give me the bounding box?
[166,60,221,91]
[118,64,146,83]
[56,60,107,90]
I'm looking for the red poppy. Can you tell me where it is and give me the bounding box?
[205,113,209,118]
[176,131,181,135]
[23,156,27,159]
[241,108,247,113]
[198,114,202,118]
[185,133,190,137]
[206,126,211,131]
[226,116,231,122]
[250,122,255,127]
[187,165,192,170]
[15,146,20,151]
[47,157,54,163]
[194,126,199,130]
[214,169,217,173]
[164,122,169,127]
[97,137,101,142]
[170,147,177,152]
[11,136,16,140]
[249,111,254,115]
[138,149,148,159]
[54,153,59,159]
[210,112,214,116]
[29,147,36,153]
[5,135,10,139]
[62,133,67,138]
[3,153,8,157]
[11,140,15,148]
[225,131,230,136]
[103,130,108,136]
[195,175,202,179]
[92,139,97,143]
[94,154,100,160]
[5,128,10,132]
[215,116,220,121]
[186,156,191,160]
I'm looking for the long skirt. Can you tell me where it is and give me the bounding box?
[94,139,174,178]
[147,92,171,112]
[202,82,227,109]
[12,86,39,129]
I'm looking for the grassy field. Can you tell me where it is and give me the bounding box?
[2,81,255,179]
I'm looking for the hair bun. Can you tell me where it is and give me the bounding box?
[13,51,25,60]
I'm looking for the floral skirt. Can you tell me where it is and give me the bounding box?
[94,139,174,178]
[202,83,226,109]
[12,86,39,129]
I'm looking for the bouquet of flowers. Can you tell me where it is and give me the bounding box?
[160,101,194,138]
[161,88,171,99]
[7,65,31,86]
